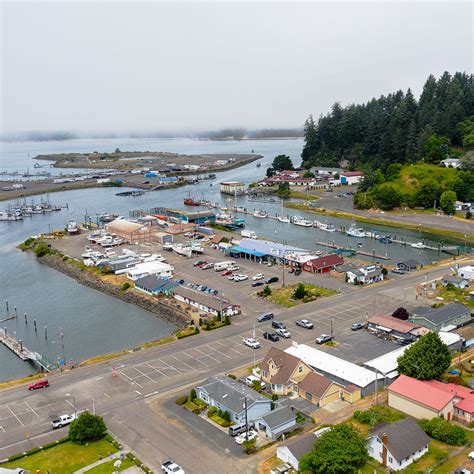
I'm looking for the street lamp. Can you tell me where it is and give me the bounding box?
[65,393,76,417]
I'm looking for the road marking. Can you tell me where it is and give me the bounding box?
[24,401,41,421]
[94,376,104,381]
[66,399,76,410]
[103,392,111,398]
[0,426,5,433]
[6,404,24,427]
[206,344,231,358]
[133,366,155,382]
[134,390,142,395]
[118,369,143,389]
[228,347,244,355]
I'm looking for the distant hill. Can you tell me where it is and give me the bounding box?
[301,71,474,170]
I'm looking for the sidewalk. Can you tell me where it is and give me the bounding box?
[74,449,127,473]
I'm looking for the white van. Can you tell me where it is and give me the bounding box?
[241,230,257,239]
[214,261,236,271]
[245,375,266,389]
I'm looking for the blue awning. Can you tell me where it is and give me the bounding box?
[228,245,267,257]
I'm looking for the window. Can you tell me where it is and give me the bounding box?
[262,370,267,378]
[298,365,304,373]
[388,457,393,464]
[306,392,312,401]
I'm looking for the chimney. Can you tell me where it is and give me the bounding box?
[381,433,388,466]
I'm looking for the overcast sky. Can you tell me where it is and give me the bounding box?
[1,1,472,134]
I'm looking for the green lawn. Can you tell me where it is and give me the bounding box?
[267,283,337,308]
[0,439,118,474]
[84,456,134,473]
[437,285,474,309]
[289,190,320,201]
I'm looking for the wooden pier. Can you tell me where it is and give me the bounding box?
[314,241,390,260]
[0,328,36,360]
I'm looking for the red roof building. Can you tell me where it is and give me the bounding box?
[388,374,474,424]
[302,254,344,273]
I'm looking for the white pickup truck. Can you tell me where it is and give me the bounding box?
[161,460,185,474]
[51,413,77,429]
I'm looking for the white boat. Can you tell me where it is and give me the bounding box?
[67,218,79,234]
[253,210,267,218]
[293,216,313,227]
[87,231,103,243]
[346,225,366,238]
[163,242,173,251]
[319,222,336,232]
[411,242,426,249]
[143,254,166,263]
[0,211,22,221]
[278,216,290,223]
[189,242,204,253]
[172,243,192,257]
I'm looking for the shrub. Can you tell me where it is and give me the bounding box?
[419,418,467,445]
[68,411,107,443]
[216,312,221,322]
[121,282,131,291]
[208,406,218,417]
[175,396,188,406]
[228,374,237,379]
[353,406,405,426]
[243,438,257,454]
[263,285,272,297]
[190,389,197,400]
[221,411,231,422]
[271,394,279,401]
[224,315,231,325]
[293,283,307,300]
[199,317,203,326]
[34,242,51,257]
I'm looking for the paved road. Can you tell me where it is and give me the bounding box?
[0,263,458,472]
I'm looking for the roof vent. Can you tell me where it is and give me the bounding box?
[222,394,228,398]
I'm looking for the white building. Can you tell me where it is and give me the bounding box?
[367,418,430,471]
[441,158,461,168]
[339,171,363,185]
[220,181,246,195]
[458,265,474,280]
[126,261,174,281]
[346,264,384,285]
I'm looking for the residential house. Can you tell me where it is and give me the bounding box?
[388,375,455,420]
[367,418,430,471]
[410,304,471,331]
[397,259,420,272]
[366,315,423,342]
[442,275,469,289]
[134,275,177,296]
[441,158,461,168]
[285,343,373,396]
[195,376,271,423]
[256,406,297,440]
[346,264,384,285]
[260,347,312,396]
[171,286,240,317]
[339,171,363,185]
[458,265,474,280]
[276,433,316,471]
[301,254,344,273]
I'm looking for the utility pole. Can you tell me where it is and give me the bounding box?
[244,397,249,438]
[330,317,334,339]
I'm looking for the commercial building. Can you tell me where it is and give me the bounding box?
[171,286,240,317]
[195,376,271,423]
[458,265,474,280]
[367,418,430,471]
[153,207,216,225]
[441,275,469,289]
[106,219,156,243]
[410,304,471,331]
[220,181,246,195]
[134,275,177,296]
[310,167,343,176]
[238,239,309,262]
[301,254,344,273]
[126,261,174,281]
[285,343,378,395]
[366,315,423,342]
[339,171,363,185]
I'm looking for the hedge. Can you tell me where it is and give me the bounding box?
[6,436,70,462]
[419,418,467,446]
[175,396,188,406]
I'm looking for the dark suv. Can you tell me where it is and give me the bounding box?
[272,320,286,330]
[257,313,274,322]
[263,332,280,342]
[265,277,279,284]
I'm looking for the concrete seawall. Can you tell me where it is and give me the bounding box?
[38,254,189,328]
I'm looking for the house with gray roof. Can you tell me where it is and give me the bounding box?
[442,274,469,289]
[134,275,177,295]
[195,376,271,423]
[346,264,384,285]
[256,406,297,439]
[367,417,431,471]
[410,303,471,331]
[397,259,420,272]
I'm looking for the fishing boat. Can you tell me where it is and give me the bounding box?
[293,216,313,227]
[357,242,363,247]
[411,242,425,249]
[278,215,290,223]
[346,225,366,238]
[163,242,173,251]
[0,211,22,221]
[67,218,79,235]
[87,231,103,243]
[379,236,392,244]
[184,195,200,206]
[253,210,267,218]
[189,242,204,253]
[172,243,192,257]
[319,222,336,232]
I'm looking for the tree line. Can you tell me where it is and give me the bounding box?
[301,71,474,170]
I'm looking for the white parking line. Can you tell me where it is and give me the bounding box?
[158,358,182,373]
[206,344,231,358]
[0,426,5,432]
[133,366,155,382]
[118,369,143,389]
[24,401,41,421]
[6,404,24,428]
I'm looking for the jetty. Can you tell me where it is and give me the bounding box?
[314,241,390,260]
[0,328,50,371]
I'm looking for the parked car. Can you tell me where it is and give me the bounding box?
[252,273,264,281]
[201,263,214,270]
[228,274,237,280]
[276,328,291,338]
[351,323,365,331]
[234,274,248,282]
[228,422,254,437]
[272,320,286,329]
[235,430,258,445]
[228,265,240,271]
[257,312,274,322]
[51,413,76,429]
[294,269,302,276]
[221,269,232,276]
[263,331,279,342]
[251,281,264,288]
[265,276,279,284]
[245,375,266,389]
[197,261,208,268]
[391,268,406,275]
[193,260,205,267]
[162,459,186,474]
[296,319,314,329]
[315,334,333,344]
[28,379,49,390]
[243,338,261,349]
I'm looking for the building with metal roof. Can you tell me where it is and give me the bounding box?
[410,304,471,331]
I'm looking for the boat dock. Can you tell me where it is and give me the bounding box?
[314,241,390,260]
[0,329,50,371]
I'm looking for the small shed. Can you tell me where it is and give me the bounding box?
[442,275,469,289]
[256,406,297,440]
